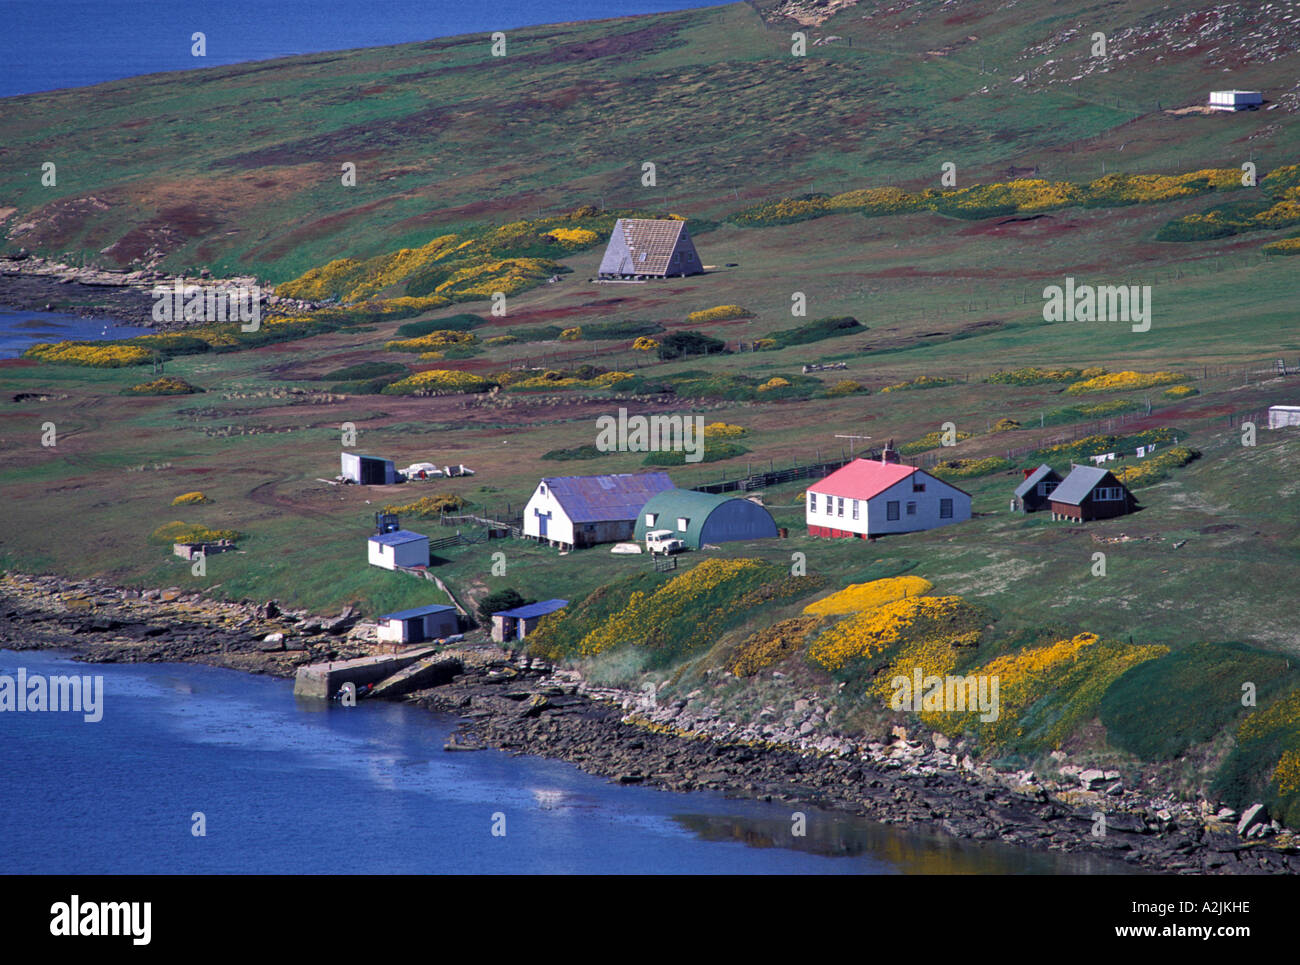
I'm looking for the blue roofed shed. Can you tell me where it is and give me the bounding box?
[376,603,458,644]
[491,599,568,643]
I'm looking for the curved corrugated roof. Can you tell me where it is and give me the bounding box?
[634,489,775,547]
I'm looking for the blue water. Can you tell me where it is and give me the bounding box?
[0,307,149,359]
[0,0,730,98]
[0,650,1127,874]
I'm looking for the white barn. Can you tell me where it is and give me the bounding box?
[806,453,971,538]
[523,472,675,549]
[1269,405,1300,429]
[367,529,430,570]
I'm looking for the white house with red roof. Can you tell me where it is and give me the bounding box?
[805,449,971,538]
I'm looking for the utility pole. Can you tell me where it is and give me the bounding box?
[834,434,872,460]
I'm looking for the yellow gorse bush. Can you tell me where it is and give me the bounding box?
[807,594,972,671]
[171,492,209,506]
[703,422,746,438]
[559,327,582,341]
[545,227,599,246]
[803,576,934,617]
[577,558,769,656]
[383,369,496,394]
[25,342,151,366]
[687,305,753,324]
[731,616,822,676]
[933,633,1167,746]
[385,330,477,352]
[632,336,659,351]
[757,376,791,391]
[1066,370,1187,394]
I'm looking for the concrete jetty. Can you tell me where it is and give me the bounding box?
[293,647,438,699]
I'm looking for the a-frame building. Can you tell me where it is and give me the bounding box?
[598,218,704,279]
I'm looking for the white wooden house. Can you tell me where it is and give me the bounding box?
[806,453,970,538]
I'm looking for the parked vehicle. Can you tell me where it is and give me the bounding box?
[645,529,686,555]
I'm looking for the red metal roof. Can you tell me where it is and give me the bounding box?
[808,459,917,500]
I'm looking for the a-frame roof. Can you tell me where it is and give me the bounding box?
[599,218,701,276]
[1014,464,1059,499]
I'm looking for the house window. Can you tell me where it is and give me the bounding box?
[645,513,657,526]
[940,498,953,519]
[639,252,647,263]
[808,492,818,513]
[539,484,546,495]
[1095,486,1124,501]
[887,501,900,521]
[906,501,917,516]
[1038,481,1057,496]
[851,499,859,520]
[913,481,926,492]
[677,517,689,530]
[837,498,844,517]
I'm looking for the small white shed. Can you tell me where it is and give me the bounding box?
[367,529,430,570]
[1268,406,1300,429]
[376,604,458,644]
[1209,90,1262,111]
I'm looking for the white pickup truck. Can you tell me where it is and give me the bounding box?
[645,529,686,555]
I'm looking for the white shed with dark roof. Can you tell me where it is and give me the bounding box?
[599,218,703,279]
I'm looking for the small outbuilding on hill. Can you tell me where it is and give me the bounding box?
[598,218,703,279]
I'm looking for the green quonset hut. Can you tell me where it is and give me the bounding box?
[633,489,778,549]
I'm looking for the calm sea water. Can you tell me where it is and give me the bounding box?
[0,0,730,98]
[0,650,1130,874]
[0,307,149,359]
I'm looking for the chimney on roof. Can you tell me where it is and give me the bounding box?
[881,439,900,464]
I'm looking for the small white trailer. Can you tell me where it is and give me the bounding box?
[1209,90,1262,111]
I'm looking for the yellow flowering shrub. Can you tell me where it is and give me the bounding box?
[1066,370,1187,394]
[807,594,975,672]
[881,375,955,393]
[577,559,773,657]
[826,379,864,396]
[687,305,753,324]
[731,616,822,676]
[382,369,496,395]
[632,336,659,351]
[559,327,582,341]
[803,576,934,617]
[1263,237,1300,255]
[150,521,242,544]
[171,492,209,506]
[703,422,746,438]
[757,377,791,392]
[385,330,477,352]
[1163,385,1197,399]
[25,342,151,366]
[485,335,518,346]
[383,493,466,516]
[933,633,1168,748]
[123,376,199,395]
[591,371,635,387]
[545,227,599,247]
[1273,749,1300,795]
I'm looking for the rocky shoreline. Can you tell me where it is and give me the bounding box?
[0,253,318,329]
[2,570,1296,875]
